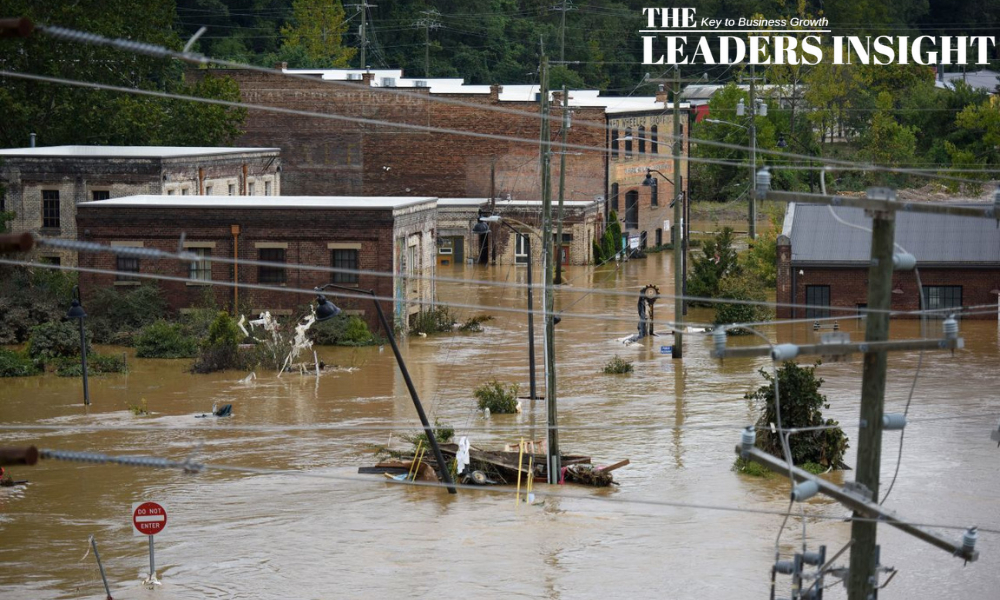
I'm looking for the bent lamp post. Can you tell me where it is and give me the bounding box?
[314,283,457,494]
[66,286,90,406]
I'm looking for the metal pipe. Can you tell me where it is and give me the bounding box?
[79,315,89,406]
[89,535,113,600]
[148,535,155,583]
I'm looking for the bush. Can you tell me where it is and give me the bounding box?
[602,355,634,374]
[28,320,91,360]
[0,265,77,344]
[206,311,242,348]
[310,314,378,346]
[459,314,493,332]
[87,284,169,345]
[687,227,738,303]
[0,349,41,377]
[411,307,456,335]
[474,379,520,414]
[713,272,773,334]
[55,353,128,376]
[135,320,199,358]
[190,312,250,373]
[741,361,849,469]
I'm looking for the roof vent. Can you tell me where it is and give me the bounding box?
[347,73,362,81]
[381,77,396,87]
[414,80,428,88]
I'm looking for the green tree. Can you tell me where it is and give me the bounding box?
[713,271,772,333]
[687,227,738,303]
[279,0,356,68]
[743,361,849,469]
[859,92,918,186]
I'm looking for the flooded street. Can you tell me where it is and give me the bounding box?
[1,250,998,599]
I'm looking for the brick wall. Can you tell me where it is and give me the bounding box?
[203,71,607,202]
[75,204,425,331]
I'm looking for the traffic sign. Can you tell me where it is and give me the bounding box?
[132,501,168,537]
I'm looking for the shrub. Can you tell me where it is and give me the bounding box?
[135,320,199,358]
[411,307,456,335]
[310,314,378,346]
[741,361,849,469]
[713,272,773,334]
[206,311,242,349]
[190,312,247,373]
[459,314,493,332]
[474,379,519,414]
[687,227,738,303]
[86,284,169,345]
[602,355,634,374]
[403,420,456,448]
[28,320,91,360]
[0,266,77,344]
[0,349,41,377]
[55,353,127,376]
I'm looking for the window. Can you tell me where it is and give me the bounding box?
[189,248,211,281]
[655,228,662,246]
[181,188,188,196]
[248,182,255,195]
[265,181,272,196]
[624,191,639,229]
[923,286,962,315]
[167,189,175,196]
[611,128,619,160]
[640,231,648,249]
[116,256,140,281]
[611,183,619,213]
[228,184,236,196]
[514,233,529,264]
[42,191,60,228]
[258,248,286,284]
[92,190,110,201]
[638,126,646,155]
[651,182,658,207]
[805,285,831,319]
[624,127,633,159]
[332,249,359,284]
[205,185,213,195]
[651,125,658,154]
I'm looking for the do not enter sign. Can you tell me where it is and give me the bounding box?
[132,501,168,537]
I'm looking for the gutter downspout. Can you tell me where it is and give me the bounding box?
[198,167,205,195]
[231,225,240,314]
[242,164,248,195]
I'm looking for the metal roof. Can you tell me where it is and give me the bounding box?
[80,195,436,210]
[788,203,1000,266]
[0,146,280,158]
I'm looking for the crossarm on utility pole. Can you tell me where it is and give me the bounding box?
[735,445,979,562]
[716,337,962,360]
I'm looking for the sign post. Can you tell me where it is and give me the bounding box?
[132,501,167,586]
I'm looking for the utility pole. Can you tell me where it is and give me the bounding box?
[539,54,560,484]
[671,67,684,359]
[555,85,568,285]
[349,2,374,69]
[557,0,572,63]
[414,9,440,78]
[848,189,896,600]
[748,64,757,240]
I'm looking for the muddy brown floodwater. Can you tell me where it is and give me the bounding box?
[1,250,998,599]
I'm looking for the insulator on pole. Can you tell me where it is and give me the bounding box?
[943,315,959,340]
[741,426,756,457]
[713,327,727,358]
[882,413,907,430]
[892,252,916,270]
[771,343,799,362]
[791,480,820,502]
[963,527,978,554]
[755,167,772,197]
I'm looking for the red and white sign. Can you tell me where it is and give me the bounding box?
[132,501,168,537]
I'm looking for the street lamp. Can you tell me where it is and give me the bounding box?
[313,284,457,494]
[642,168,685,359]
[65,286,89,406]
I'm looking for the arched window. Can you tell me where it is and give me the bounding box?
[650,125,658,154]
[638,126,646,155]
[624,127,633,159]
[624,190,639,229]
[611,182,619,213]
[611,128,619,160]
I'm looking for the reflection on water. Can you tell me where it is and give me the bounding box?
[1,251,998,599]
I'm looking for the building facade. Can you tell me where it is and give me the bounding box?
[75,196,436,332]
[0,146,281,266]
[776,203,1000,320]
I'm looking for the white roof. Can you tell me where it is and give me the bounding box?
[0,146,280,158]
[437,198,490,207]
[81,195,437,210]
[492,199,598,208]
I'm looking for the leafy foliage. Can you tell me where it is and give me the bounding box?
[135,320,200,358]
[0,266,77,344]
[191,312,247,373]
[28,321,92,361]
[0,349,41,377]
[594,210,624,264]
[744,362,849,469]
[55,353,128,377]
[713,272,772,333]
[310,314,379,345]
[687,227,739,303]
[278,0,356,68]
[411,307,456,336]
[458,314,493,332]
[602,355,633,374]
[474,379,519,414]
[86,285,170,345]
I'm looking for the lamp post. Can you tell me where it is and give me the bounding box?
[642,168,685,359]
[472,215,539,402]
[66,286,89,406]
[313,284,457,494]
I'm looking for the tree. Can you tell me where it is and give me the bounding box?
[687,227,738,303]
[713,271,772,333]
[744,361,849,469]
[859,92,918,186]
[279,0,356,68]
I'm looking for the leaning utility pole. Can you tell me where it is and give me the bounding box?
[847,189,896,600]
[539,54,560,484]
[555,85,569,285]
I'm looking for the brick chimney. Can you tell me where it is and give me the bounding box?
[489,84,503,104]
[274,62,288,71]
[362,72,375,86]
[655,83,669,104]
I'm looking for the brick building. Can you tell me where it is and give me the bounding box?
[776,203,1000,320]
[75,196,437,331]
[436,198,603,267]
[0,146,281,266]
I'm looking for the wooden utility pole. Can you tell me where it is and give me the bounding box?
[671,68,683,359]
[539,54,560,484]
[415,10,440,78]
[748,64,758,240]
[847,189,896,600]
[555,85,568,285]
